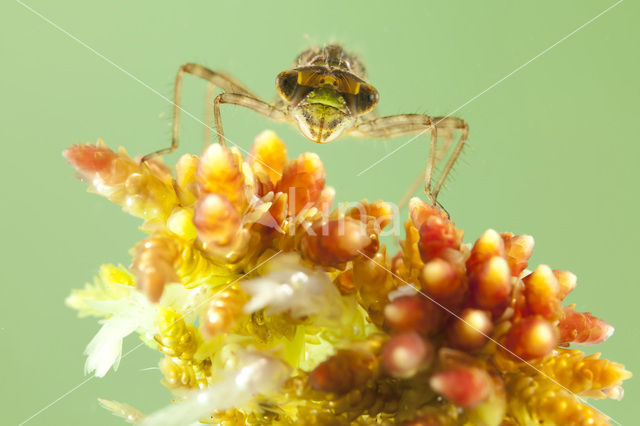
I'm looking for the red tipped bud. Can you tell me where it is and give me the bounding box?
[382,332,434,378]
[448,309,493,351]
[553,269,577,300]
[65,142,177,221]
[300,218,371,267]
[418,220,461,262]
[193,193,241,247]
[557,306,614,346]
[309,349,375,394]
[249,130,288,186]
[197,144,246,211]
[276,152,325,216]
[63,142,120,183]
[384,295,444,336]
[470,256,512,312]
[409,197,437,229]
[409,198,461,261]
[467,229,506,273]
[504,316,558,361]
[429,365,491,408]
[419,258,464,304]
[523,265,560,320]
[349,200,395,232]
[503,234,534,277]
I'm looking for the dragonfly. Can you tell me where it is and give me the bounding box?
[143,44,468,209]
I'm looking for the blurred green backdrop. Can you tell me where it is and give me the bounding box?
[2,0,638,424]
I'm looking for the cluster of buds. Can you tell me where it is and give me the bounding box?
[64,132,630,426]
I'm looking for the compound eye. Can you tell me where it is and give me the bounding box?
[354,83,379,115]
[276,71,299,103]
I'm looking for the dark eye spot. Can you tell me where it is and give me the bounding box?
[353,84,379,115]
[276,71,300,103]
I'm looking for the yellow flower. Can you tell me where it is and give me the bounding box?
[65,131,630,425]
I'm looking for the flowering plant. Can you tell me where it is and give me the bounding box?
[64,130,630,425]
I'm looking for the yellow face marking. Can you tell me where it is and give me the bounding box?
[296,68,363,96]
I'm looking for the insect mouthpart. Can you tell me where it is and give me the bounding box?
[306,87,347,113]
[292,89,355,143]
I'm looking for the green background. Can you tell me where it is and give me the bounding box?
[3,0,638,424]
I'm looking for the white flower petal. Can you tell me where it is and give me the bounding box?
[83,283,208,378]
[83,288,161,377]
[85,316,138,377]
[140,353,290,426]
[241,263,342,320]
[98,398,146,424]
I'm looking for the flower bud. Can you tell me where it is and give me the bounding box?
[201,287,247,338]
[430,365,491,408]
[132,235,179,302]
[523,265,560,320]
[384,295,444,336]
[348,200,395,232]
[300,218,371,267]
[249,130,288,186]
[469,256,512,312]
[466,229,505,273]
[448,309,493,351]
[193,193,241,247]
[309,349,375,394]
[197,144,246,211]
[175,153,199,197]
[504,316,558,360]
[553,269,577,300]
[419,258,464,304]
[557,306,614,346]
[409,198,461,261]
[276,152,325,216]
[503,234,534,277]
[382,332,434,378]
